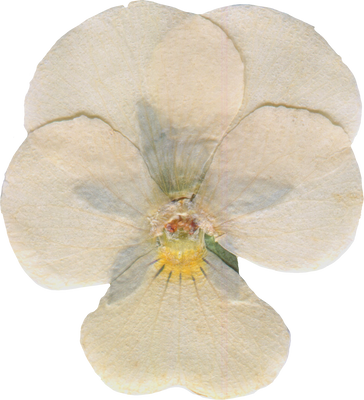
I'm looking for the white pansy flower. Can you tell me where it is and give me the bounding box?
[1,1,362,399]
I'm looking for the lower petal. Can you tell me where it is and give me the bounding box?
[81,250,290,398]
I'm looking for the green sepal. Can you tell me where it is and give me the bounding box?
[205,234,274,278]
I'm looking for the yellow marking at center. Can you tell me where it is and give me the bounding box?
[155,231,207,282]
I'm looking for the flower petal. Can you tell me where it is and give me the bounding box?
[197,106,362,271]
[204,5,361,140]
[81,250,290,398]
[141,15,244,195]
[25,2,191,139]
[25,1,244,197]
[1,116,167,288]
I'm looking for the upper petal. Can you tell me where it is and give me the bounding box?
[197,106,362,271]
[140,14,244,196]
[24,1,244,196]
[1,116,167,288]
[204,5,361,140]
[25,1,192,139]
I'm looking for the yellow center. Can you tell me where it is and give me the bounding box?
[155,230,206,282]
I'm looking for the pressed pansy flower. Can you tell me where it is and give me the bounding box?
[1,1,362,399]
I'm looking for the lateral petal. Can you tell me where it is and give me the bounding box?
[197,106,362,271]
[1,116,167,288]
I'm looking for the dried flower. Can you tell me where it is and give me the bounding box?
[1,1,362,399]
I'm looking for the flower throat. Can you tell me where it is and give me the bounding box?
[155,215,207,282]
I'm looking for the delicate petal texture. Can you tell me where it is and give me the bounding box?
[3,3,361,397]
[24,1,244,197]
[204,5,361,140]
[107,250,156,304]
[197,106,363,271]
[1,116,167,288]
[25,1,191,140]
[142,15,244,195]
[81,251,290,399]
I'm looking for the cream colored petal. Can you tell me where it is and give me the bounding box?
[25,1,244,198]
[25,2,192,141]
[142,15,244,196]
[204,5,361,140]
[1,116,167,288]
[81,250,290,398]
[197,106,362,271]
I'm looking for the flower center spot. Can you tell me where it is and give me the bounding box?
[155,215,206,282]
[165,215,199,235]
